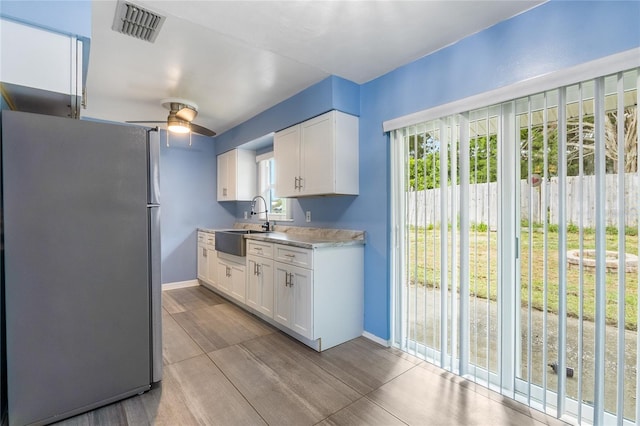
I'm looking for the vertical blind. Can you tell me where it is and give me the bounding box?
[391,67,639,425]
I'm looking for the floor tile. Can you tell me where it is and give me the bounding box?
[162,285,226,314]
[317,397,407,426]
[209,333,361,425]
[54,285,569,426]
[157,354,266,425]
[368,365,552,426]
[172,302,274,352]
[302,337,418,394]
[162,310,203,365]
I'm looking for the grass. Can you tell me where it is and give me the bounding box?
[408,224,639,330]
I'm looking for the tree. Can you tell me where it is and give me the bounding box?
[566,105,638,174]
[520,105,637,178]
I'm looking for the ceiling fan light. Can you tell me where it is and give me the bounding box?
[167,116,191,134]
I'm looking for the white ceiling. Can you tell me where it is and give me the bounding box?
[84,0,545,137]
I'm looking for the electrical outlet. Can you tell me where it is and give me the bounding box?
[244,211,248,219]
[306,211,311,222]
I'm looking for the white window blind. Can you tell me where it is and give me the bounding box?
[391,66,639,425]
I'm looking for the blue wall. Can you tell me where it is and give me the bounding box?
[206,0,640,341]
[0,0,91,38]
[214,76,360,154]
[159,131,235,284]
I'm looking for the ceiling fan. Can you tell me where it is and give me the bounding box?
[127,98,216,137]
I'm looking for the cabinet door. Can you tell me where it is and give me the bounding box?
[217,260,231,294]
[289,265,313,339]
[274,125,301,198]
[217,149,256,201]
[247,257,274,318]
[257,259,274,317]
[206,248,217,286]
[0,19,81,96]
[217,152,229,200]
[197,246,207,280]
[247,257,260,310]
[273,263,292,327]
[274,262,312,338]
[229,263,246,303]
[235,149,257,201]
[217,150,238,201]
[300,112,334,196]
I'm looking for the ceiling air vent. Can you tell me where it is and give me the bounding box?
[111,0,166,43]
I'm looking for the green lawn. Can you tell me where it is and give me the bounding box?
[408,225,639,330]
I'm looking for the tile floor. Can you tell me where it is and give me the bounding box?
[56,285,568,425]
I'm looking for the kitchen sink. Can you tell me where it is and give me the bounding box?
[215,229,268,257]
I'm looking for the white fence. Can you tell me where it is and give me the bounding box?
[407,174,639,228]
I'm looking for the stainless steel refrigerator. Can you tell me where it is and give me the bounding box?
[0,110,162,425]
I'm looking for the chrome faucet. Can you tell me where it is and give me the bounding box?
[250,195,270,231]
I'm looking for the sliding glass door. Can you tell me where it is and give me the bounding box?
[391,67,639,425]
[515,72,639,423]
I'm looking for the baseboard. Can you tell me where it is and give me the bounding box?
[362,331,390,347]
[162,279,199,291]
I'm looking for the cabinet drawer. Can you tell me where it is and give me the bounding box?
[275,245,313,269]
[247,240,273,258]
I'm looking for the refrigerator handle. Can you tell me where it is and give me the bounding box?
[147,129,161,205]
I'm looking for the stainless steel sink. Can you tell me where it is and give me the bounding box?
[215,230,268,257]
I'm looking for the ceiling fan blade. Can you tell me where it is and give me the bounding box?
[126,120,165,124]
[175,106,197,122]
[190,123,216,137]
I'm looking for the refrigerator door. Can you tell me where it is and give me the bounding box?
[147,129,163,383]
[2,111,152,425]
[149,205,163,383]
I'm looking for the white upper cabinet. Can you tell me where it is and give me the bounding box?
[217,149,256,201]
[274,110,359,197]
[0,19,84,117]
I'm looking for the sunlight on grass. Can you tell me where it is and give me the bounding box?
[408,225,639,330]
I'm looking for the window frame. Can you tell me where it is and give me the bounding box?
[256,152,292,222]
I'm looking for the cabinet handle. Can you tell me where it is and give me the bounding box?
[257,264,261,276]
[289,273,294,287]
[203,248,207,257]
[223,188,228,196]
[298,176,303,190]
[284,253,295,259]
[294,177,299,190]
[284,272,290,287]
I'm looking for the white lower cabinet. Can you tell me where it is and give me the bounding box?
[216,259,231,294]
[272,242,363,351]
[197,244,207,280]
[274,262,313,339]
[246,240,274,317]
[217,254,246,303]
[247,255,274,318]
[206,247,218,287]
[196,232,363,352]
[197,231,217,287]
